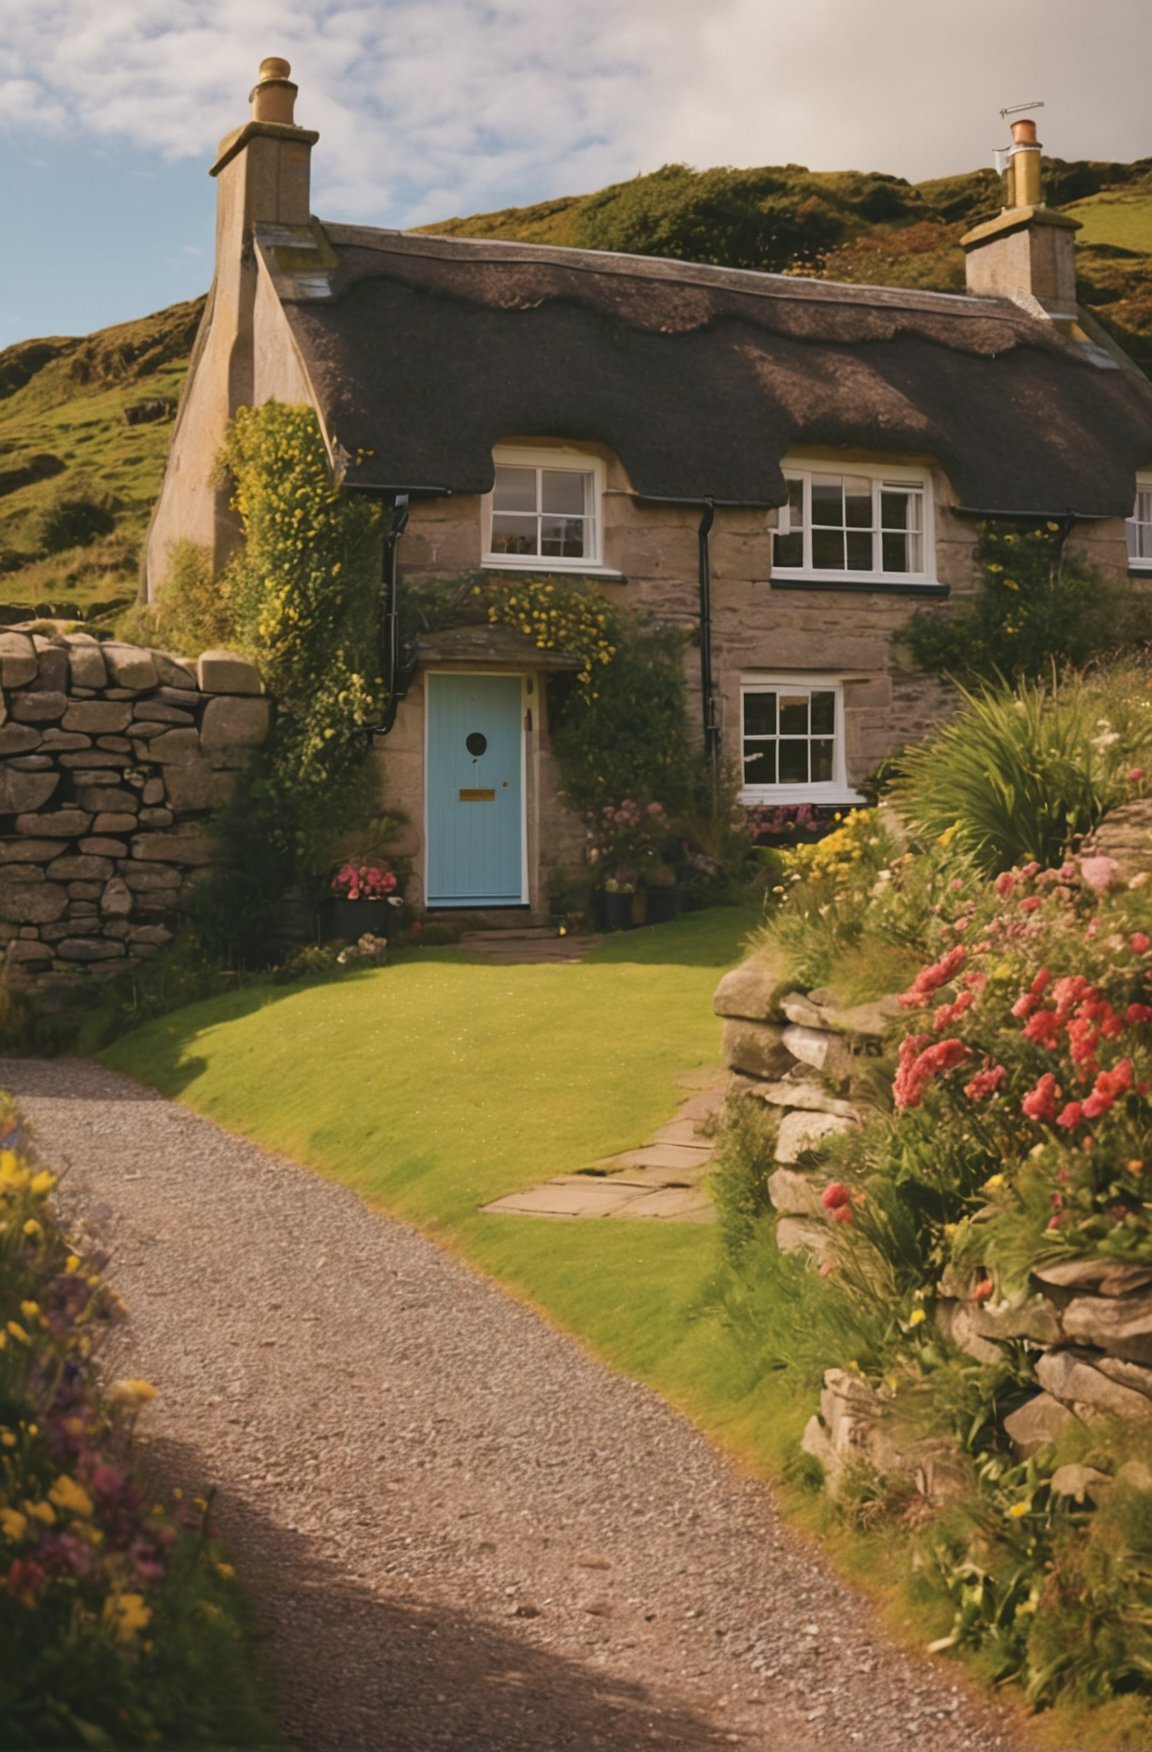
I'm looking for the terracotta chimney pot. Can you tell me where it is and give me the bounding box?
[250,57,298,126]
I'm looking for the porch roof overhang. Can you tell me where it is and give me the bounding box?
[414,624,582,670]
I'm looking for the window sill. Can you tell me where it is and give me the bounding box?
[1128,564,1152,578]
[740,786,865,807]
[482,560,627,582]
[770,574,949,597]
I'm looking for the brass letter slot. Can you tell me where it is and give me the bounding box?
[459,788,496,802]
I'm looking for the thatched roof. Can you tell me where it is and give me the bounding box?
[257,221,1152,518]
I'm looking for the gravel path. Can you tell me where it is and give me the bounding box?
[7,1057,1029,1752]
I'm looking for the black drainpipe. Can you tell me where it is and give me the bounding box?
[697,498,719,781]
[343,485,451,739]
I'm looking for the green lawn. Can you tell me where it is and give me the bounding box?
[103,910,822,1471]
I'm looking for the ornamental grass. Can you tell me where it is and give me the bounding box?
[0,1098,272,1749]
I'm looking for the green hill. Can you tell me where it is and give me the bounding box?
[3,152,1151,616]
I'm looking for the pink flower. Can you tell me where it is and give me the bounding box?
[1131,933,1150,955]
[1126,1003,1152,1024]
[821,1182,852,1210]
[1128,768,1145,782]
[829,1203,854,1226]
[1056,1101,1084,1129]
[899,946,967,1010]
[995,872,1015,898]
[932,989,975,1033]
[971,1278,993,1303]
[1022,1072,1061,1122]
[893,1036,972,1110]
[1079,856,1120,894]
[964,1063,1007,1101]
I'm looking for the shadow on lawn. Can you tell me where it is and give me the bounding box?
[143,1433,747,1752]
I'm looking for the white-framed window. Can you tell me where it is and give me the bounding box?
[739,676,863,805]
[1128,474,1152,570]
[772,460,934,584]
[483,446,604,571]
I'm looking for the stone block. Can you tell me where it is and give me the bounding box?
[102,644,158,691]
[162,763,235,813]
[1049,1464,1113,1504]
[934,1299,1002,1365]
[141,779,165,805]
[14,808,91,838]
[766,1166,827,1217]
[1003,1392,1077,1459]
[731,1074,859,1119]
[92,813,139,835]
[62,702,132,735]
[155,684,199,708]
[0,725,43,756]
[66,642,108,690]
[100,877,134,917]
[55,938,126,962]
[127,924,172,947]
[8,755,53,771]
[0,882,69,924]
[1034,1259,1152,1298]
[76,787,137,813]
[199,694,270,758]
[80,838,128,857]
[153,657,198,691]
[713,950,793,1021]
[67,883,103,900]
[96,736,133,753]
[775,1215,833,1263]
[0,839,65,864]
[144,728,201,766]
[6,940,52,965]
[197,650,263,695]
[131,701,195,725]
[119,863,181,890]
[11,691,66,723]
[781,1023,858,1082]
[47,855,114,883]
[1094,1355,1152,1402]
[774,1108,854,1165]
[130,832,214,866]
[0,633,37,687]
[38,732,91,752]
[721,1017,794,1080]
[59,750,128,769]
[969,1291,1063,1347]
[1061,1292,1152,1366]
[138,807,174,827]
[0,769,58,815]
[1036,1348,1152,1420]
[780,992,827,1028]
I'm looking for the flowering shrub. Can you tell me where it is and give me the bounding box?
[586,796,671,888]
[330,862,398,901]
[477,575,618,701]
[0,1099,270,1747]
[888,856,1152,1278]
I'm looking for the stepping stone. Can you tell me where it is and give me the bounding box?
[608,1188,717,1223]
[672,1085,729,1123]
[649,1117,713,1146]
[590,1164,706,1189]
[673,1067,728,1091]
[483,1179,650,1218]
[595,1143,713,1173]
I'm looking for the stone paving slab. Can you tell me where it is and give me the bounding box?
[607,1188,718,1223]
[649,1116,718,1146]
[484,1180,653,1218]
[594,1142,714,1173]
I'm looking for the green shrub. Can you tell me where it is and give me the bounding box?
[891,672,1152,875]
[710,1096,777,1262]
[898,520,1152,683]
[0,1097,272,1747]
[31,480,116,555]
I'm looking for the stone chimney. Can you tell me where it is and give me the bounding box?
[961,117,1080,317]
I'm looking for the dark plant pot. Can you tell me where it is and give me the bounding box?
[645,886,682,924]
[603,890,636,932]
[322,897,398,943]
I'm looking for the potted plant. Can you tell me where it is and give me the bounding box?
[602,872,638,931]
[322,861,403,943]
[644,862,681,924]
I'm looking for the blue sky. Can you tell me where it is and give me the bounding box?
[2,0,1150,347]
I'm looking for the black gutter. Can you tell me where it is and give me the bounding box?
[343,484,453,739]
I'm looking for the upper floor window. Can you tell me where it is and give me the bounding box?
[1128,475,1152,570]
[772,461,933,584]
[484,446,603,571]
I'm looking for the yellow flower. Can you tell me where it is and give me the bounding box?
[1,1507,28,1541]
[19,1301,38,1321]
[215,1561,236,1580]
[908,1308,927,1327]
[0,1432,15,1448]
[49,1475,94,1519]
[6,1322,30,1345]
[21,1220,42,1240]
[108,1379,157,1408]
[29,1171,54,1196]
[103,1592,152,1641]
[1007,1500,1031,1519]
[65,1255,81,1275]
[982,1174,1005,1193]
[23,1499,56,1526]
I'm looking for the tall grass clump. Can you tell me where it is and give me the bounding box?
[892,671,1152,875]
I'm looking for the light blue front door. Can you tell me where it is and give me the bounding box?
[426,673,524,906]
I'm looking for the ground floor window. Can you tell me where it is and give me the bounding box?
[1128,476,1152,570]
[739,676,862,804]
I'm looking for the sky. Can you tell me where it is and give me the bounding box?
[1,0,1150,346]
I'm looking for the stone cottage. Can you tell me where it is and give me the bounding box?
[146,59,1152,914]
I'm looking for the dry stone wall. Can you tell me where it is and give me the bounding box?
[0,631,269,1008]
[714,950,1152,1499]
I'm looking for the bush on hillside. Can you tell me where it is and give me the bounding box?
[0,1097,271,1747]
[31,481,116,555]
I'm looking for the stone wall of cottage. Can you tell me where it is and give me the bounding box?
[0,631,268,1009]
[395,442,1136,909]
[713,950,1152,1502]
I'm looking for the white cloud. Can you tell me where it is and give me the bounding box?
[0,0,1149,229]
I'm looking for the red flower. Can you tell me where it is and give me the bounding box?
[1023,1009,1062,1047]
[1021,1073,1061,1122]
[932,989,975,1033]
[1056,1101,1084,1129]
[971,1278,993,1303]
[899,946,967,1010]
[964,1063,1007,1101]
[1131,933,1151,955]
[821,1182,852,1210]
[829,1204,854,1226]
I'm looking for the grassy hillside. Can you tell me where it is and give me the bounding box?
[3,151,1151,616]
